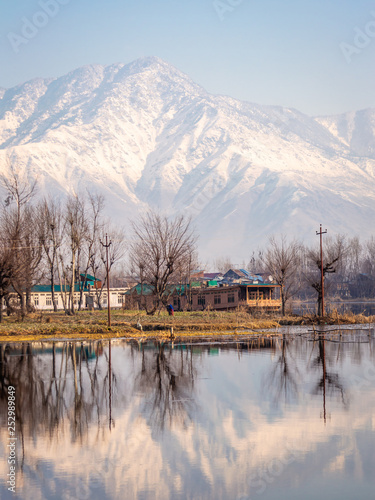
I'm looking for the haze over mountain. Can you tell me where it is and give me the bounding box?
[0,56,374,260]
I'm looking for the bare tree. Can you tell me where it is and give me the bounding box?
[344,236,362,281]
[247,250,264,274]
[77,192,105,310]
[0,242,13,322]
[261,235,301,316]
[38,198,64,312]
[0,167,41,317]
[305,234,347,315]
[129,212,197,315]
[65,195,87,314]
[213,256,234,274]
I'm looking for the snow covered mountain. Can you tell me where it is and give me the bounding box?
[0,57,374,260]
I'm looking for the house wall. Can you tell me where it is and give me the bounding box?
[190,285,281,311]
[191,286,241,310]
[28,288,128,311]
[123,285,281,312]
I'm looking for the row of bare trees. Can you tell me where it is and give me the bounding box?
[254,233,375,316]
[0,169,124,320]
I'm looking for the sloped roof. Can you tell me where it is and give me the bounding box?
[204,272,222,280]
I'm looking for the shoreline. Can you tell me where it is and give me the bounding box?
[0,309,374,343]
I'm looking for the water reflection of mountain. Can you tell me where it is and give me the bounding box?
[0,333,374,500]
[0,335,371,441]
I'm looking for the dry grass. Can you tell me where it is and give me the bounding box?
[0,308,373,342]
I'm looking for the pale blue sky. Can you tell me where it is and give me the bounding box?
[0,0,374,115]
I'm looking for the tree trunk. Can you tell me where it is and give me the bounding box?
[57,259,68,314]
[18,293,26,320]
[70,248,76,315]
[51,268,57,312]
[26,288,33,313]
[281,286,286,316]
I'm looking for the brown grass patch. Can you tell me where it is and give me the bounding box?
[0,308,372,343]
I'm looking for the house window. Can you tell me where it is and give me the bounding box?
[250,292,257,300]
[33,296,39,307]
[118,294,123,305]
[214,295,221,305]
[46,295,52,306]
[228,293,235,303]
[173,298,178,307]
[198,295,205,306]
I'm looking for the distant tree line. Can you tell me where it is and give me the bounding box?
[0,167,124,320]
[212,233,375,316]
[250,233,375,316]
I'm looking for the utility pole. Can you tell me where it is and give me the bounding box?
[101,234,112,327]
[316,224,327,316]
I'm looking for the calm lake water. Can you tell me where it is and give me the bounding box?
[1,327,375,500]
[293,301,375,316]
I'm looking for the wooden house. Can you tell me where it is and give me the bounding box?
[124,281,281,312]
[189,283,281,311]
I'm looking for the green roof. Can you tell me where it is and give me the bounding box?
[207,280,218,287]
[125,283,188,296]
[32,282,94,293]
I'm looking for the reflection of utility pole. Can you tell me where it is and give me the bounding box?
[322,334,327,424]
[316,225,327,316]
[101,234,112,327]
[109,340,112,431]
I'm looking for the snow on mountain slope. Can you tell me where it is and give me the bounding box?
[316,108,375,159]
[0,57,374,260]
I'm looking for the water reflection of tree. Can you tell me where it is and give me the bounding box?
[310,336,348,421]
[0,341,115,455]
[133,342,199,431]
[266,335,299,406]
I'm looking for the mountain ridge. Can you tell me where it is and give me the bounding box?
[0,57,374,260]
